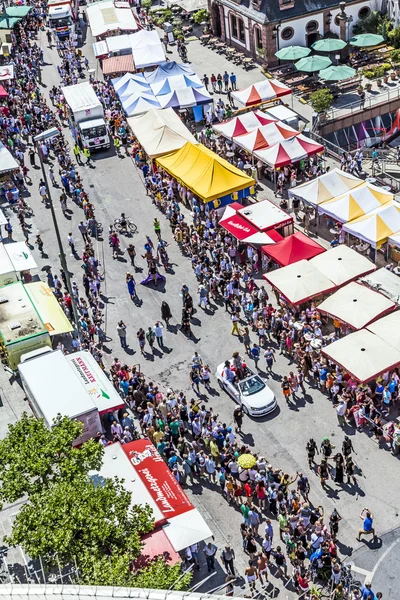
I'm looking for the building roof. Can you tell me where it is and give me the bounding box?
[218,0,356,26]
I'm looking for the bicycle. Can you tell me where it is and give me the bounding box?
[340,564,362,596]
[113,217,137,234]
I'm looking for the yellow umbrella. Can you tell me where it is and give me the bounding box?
[237,454,256,469]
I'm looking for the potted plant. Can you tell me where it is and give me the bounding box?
[377,78,383,87]
[366,82,372,91]
[309,88,334,121]
[391,71,397,80]
[384,73,389,83]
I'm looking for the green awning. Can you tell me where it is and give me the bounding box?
[0,15,21,29]
[5,6,31,17]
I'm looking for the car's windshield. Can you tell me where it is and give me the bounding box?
[239,376,265,396]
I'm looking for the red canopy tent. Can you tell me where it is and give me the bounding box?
[0,85,8,98]
[261,231,325,266]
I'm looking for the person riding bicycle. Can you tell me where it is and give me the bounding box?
[120,212,127,230]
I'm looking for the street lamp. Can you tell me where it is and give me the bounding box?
[33,128,80,334]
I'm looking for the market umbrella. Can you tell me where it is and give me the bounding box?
[311,38,347,52]
[275,46,311,60]
[349,33,384,47]
[237,454,257,469]
[319,65,356,81]
[295,56,332,72]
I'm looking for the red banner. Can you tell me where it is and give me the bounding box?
[123,440,194,519]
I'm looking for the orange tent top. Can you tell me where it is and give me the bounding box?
[261,231,325,266]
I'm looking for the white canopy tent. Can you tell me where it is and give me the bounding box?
[130,30,165,69]
[4,242,38,272]
[367,311,400,351]
[359,267,400,304]
[0,142,19,174]
[318,281,395,330]
[86,0,138,38]
[310,245,376,287]
[263,259,335,305]
[342,201,400,248]
[322,329,400,382]
[288,168,363,206]
[127,108,197,158]
[317,183,393,223]
[106,33,131,53]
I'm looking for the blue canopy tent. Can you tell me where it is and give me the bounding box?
[144,61,194,84]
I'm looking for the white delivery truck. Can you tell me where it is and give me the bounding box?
[48,2,75,39]
[19,349,125,446]
[61,82,110,151]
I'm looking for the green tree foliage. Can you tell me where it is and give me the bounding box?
[141,0,152,12]
[0,413,103,505]
[193,9,209,24]
[309,88,334,114]
[131,559,192,590]
[353,10,389,35]
[388,26,400,49]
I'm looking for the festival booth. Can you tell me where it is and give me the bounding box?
[0,242,38,284]
[213,111,278,139]
[261,231,325,267]
[342,202,400,259]
[388,233,400,262]
[113,72,151,95]
[130,29,165,69]
[322,329,400,383]
[156,142,255,208]
[102,54,135,76]
[367,311,400,352]
[316,183,393,224]
[0,65,14,81]
[232,121,300,153]
[263,260,335,306]
[122,94,161,117]
[219,204,279,245]
[157,87,211,110]
[86,0,138,39]
[144,61,195,83]
[127,108,196,158]
[232,79,292,107]
[317,281,395,330]
[359,267,400,304]
[234,198,293,238]
[288,168,363,207]
[310,245,376,287]
[254,135,324,169]
[0,142,19,203]
[25,282,74,338]
[149,73,203,96]
[94,441,213,553]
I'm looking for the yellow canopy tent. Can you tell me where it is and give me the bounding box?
[25,281,74,336]
[156,142,255,203]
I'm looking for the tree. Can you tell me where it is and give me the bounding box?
[5,476,154,565]
[131,559,192,591]
[309,88,334,114]
[193,9,209,24]
[141,0,152,13]
[0,413,103,505]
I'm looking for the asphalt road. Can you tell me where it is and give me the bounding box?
[0,18,398,599]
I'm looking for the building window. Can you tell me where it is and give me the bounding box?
[255,26,262,50]
[306,20,319,32]
[231,15,245,43]
[358,6,371,18]
[281,26,294,40]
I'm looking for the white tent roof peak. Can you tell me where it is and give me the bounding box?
[264,259,335,305]
[310,245,376,286]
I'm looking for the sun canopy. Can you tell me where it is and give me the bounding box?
[106,33,131,53]
[262,232,325,266]
[219,205,277,245]
[144,61,194,84]
[275,46,310,60]
[132,37,165,69]
[25,282,73,336]
[349,33,384,47]
[319,65,356,81]
[113,72,149,94]
[86,0,138,38]
[158,86,211,109]
[359,267,400,304]
[93,39,108,57]
[232,121,300,153]
[150,73,202,96]
[232,79,292,107]
[263,259,335,305]
[318,183,393,223]
[4,242,38,271]
[102,53,135,75]
[127,108,197,158]
[5,6,32,17]
[119,77,151,99]
[0,142,19,174]
[367,311,400,351]
[311,38,347,52]
[156,142,255,203]
[237,199,293,231]
[310,245,376,287]
[213,110,277,139]
[318,281,395,329]
[295,55,332,72]
[254,134,324,168]
[288,168,364,206]
[322,329,400,383]
[122,93,161,116]
[343,201,400,248]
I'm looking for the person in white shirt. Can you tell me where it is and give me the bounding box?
[154,321,164,348]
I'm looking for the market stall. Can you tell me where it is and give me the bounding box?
[342,201,400,249]
[86,0,138,38]
[25,281,73,337]
[254,134,324,169]
[122,93,161,117]
[127,108,196,158]
[144,61,194,84]
[310,245,376,287]
[232,79,292,107]
[213,110,278,139]
[317,183,393,223]
[235,199,294,237]
[322,329,400,383]
[0,142,19,203]
[232,121,300,153]
[367,311,400,352]
[317,281,395,330]
[1,241,38,283]
[263,259,335,306]
[113,72,150,95]
[156,142,255,208]
[130,29,165,69]
[288,168,363,207]
[261,231,325,267]
[102,54,135,76]
[219,204,278,245]
[158,86,211,109]
[359,267,400,304]
[149,73,203,96]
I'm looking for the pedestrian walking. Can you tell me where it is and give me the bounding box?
[306,438,318,468]
[126,274,136,300]
[203,542,217,572]
[117,320,127,348]
[127,244,136,267]
[190,366,201,393]
[153,218,161,240]
[250,343,260,368]
[137,328,146,354]
[161,301,172,326]
[4,219,12,242]
[78,221,90,243]
[83,147,92,166]
[233,405,243,433]
[36,234,45,257]
[67,233,76,254]
[231,309,240,335]
[221,545,235,575]
[202,74,209,91]
[73,143,82,165]
[154,321,164,348]
[146,326,155,352]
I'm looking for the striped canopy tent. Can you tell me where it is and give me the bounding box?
[318,183,393,223]
[158,86,211,109]
[150,73,203,96]
[119,77,152,99]
[288,168,363,206]
[122,93,161,116]
[213,110,278,140]
[343,201,400,248]
[113,72,149,95]
[232,79,292,107]
[232,121,300,153]
[254,134,324,168]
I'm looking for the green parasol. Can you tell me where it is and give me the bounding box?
[275,46,311,60]
[319,65,356,81]
[311,38,347,52]
[349,33,384,47]
[295,56,332,72]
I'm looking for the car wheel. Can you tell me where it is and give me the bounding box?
[242,405,249,416]
[218,379,224,390]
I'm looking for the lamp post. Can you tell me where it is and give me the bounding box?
[33,128,80,334]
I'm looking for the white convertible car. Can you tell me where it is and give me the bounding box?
[215,360,277,417]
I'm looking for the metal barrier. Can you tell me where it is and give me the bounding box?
[326,85,400,120]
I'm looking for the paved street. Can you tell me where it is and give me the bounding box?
[0,17,398,599]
